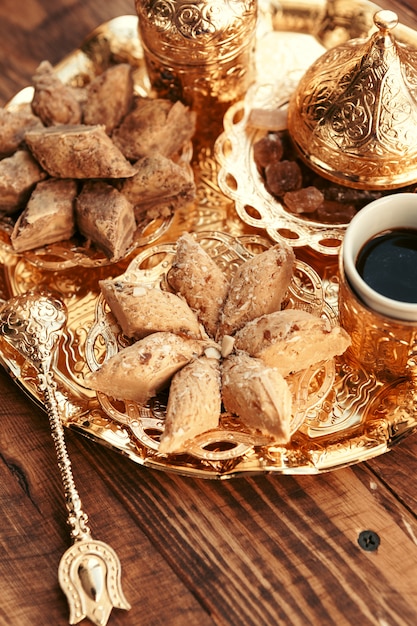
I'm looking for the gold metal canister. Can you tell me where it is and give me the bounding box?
[135,0,257,140]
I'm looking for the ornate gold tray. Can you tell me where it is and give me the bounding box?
[1,4,417,479]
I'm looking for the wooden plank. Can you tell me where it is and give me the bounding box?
[367,435,417,512]
[75,433,417,626]
[0,0,135,104]
[2,2,417,625]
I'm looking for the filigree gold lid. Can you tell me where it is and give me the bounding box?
[287,10,417,190]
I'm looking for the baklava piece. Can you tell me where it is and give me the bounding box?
[234,309,351,377]
[0,150,47,213]
[112,97,196,161]
[218,242,296,337]
[121,153,196,218]
[11,178,77,251]
[86,331,208,404]
[83,64,134,134]
[222,352,293,443]
[99,278,202,340]
[0,105,43,158]
[167,232,230,338]
[158,355,221,454]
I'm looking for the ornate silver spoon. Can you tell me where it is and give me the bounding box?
[0,290,131,626]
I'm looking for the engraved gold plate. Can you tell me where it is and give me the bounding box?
[216,5,417,255]
[1,5,417,479]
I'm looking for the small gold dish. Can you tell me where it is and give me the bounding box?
[288,10,417,190]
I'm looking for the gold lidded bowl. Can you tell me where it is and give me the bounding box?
[287,10,417,190]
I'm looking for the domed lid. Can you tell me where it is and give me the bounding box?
[287,10,417,190]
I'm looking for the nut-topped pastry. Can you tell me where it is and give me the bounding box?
[0,59,198,260]
[25,124,136,179]
[234,309,351,377]
[11,179,77,251]
[159,355,222,454]
[218,242,295,337]
[90,235,351,454]
[167,232,230,338]
[87,332,212,404]
[222,352,293,443]
[99,277,203,340]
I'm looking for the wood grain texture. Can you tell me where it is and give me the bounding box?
[1,1,417,625]
[0,0,136,105]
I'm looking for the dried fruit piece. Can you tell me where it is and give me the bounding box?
[316,200,357,224]
[253,133,284,169]
[265,160,302,197]
[284,186,324,214]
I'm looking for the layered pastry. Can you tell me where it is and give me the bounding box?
[113,97,196,161]
[234,308,351,377]
[218,242,296,337]
[0,150,47,213]
[99,278,202,340]
[31,60,82,126]
[167,232,230,338]
[25,124,136,179]
[159,355,221,454]
[87,331,210,404]
[83,63,134,133]
[222,352,293,443]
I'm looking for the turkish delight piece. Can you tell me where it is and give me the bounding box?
[25,124,136,179]
[11,178,77,251]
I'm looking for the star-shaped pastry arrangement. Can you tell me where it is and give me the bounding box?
[87,232,350,456]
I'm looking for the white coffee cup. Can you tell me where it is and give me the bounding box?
[342,192,417,321]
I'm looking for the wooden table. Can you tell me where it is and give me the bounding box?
[2,1,417,625]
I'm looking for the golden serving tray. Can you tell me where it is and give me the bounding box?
[1,3,417,479]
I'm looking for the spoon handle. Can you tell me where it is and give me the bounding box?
[40,359,131,626]
[0,291,131,625]
[39,360,92,541]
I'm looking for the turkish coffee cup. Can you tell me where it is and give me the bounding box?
[338,193,417,380]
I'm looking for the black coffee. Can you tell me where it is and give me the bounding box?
[356,228,417,303]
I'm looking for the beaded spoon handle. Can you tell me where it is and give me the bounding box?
[0,290,130,626]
